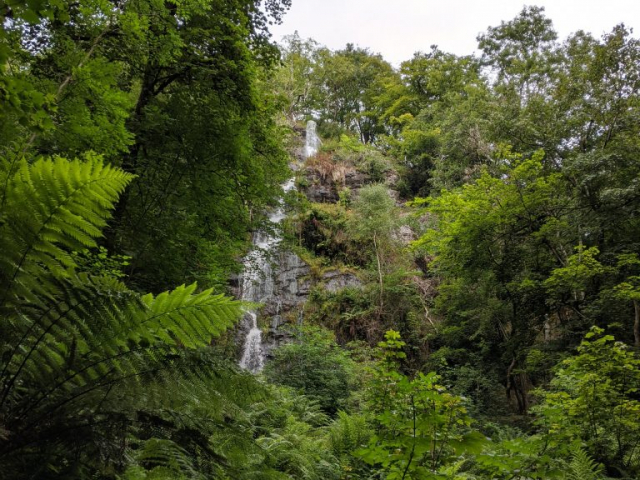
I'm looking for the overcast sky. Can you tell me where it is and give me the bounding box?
[270,1,640,65]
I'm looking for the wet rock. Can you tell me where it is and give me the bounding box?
[228,274,241,297]
[302,166,371,203]
[263,250,310,316]
[260,249,310,356]
[344,170,369,190]
[304,183,338,203]
[384,170,399,187]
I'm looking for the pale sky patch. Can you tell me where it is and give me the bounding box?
[270,0,640,65]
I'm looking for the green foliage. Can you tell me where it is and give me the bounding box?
[328,411,371,457]
[327,411,373,479]
[356,331,486,479]
[412,151,569,412]
[73,246,131,279]
[440,364,510,419]
[0,154,133,300]
[474,432,563,479]
[0,154,247,477]
[247,385,347,480]
[348,184,397,244]
[478,5,559,93]
[305,285,374,342]
[544,246,612,297]
[359,150,392,183]
[264,326,356,415]
[274,37,398,143]
[299,202,367,266]
[310,44,397,144]
[1,0,292,293]
[534,327,640,476]
[566,448,606,480]
[4,4,640,478]
[272,33,320,122]
[276,13,640,478]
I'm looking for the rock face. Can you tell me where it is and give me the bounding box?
[271,251,311,313]
[303,167,339,203]
[260,249,311,356]
[257,258,363,356]
[302,166,370,204]
[322,270,361,293]
[395,224,416,245]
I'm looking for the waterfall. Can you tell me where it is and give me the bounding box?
[239,121,317,373]
[239,178,296,373]
[305,120,321,158]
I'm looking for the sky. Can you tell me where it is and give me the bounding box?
[269,0,640,65]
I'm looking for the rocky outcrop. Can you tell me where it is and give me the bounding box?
[394,224,416,245]
[321,270,361,292]
[237,122,403,363]
[302,166,370,203]
[303,168,339,202]
[261,249,310,356]
[263,250,310,317]
[259,256,364,355]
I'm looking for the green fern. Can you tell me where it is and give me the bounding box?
[328,411,370,456]
[566,448,605,480]
[0,154,245,478]
[130,438,203,480]
[0,153,133,304]
[142,283,241,349]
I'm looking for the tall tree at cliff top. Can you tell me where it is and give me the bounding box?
[1,0,291,292]
[278,39,398,144]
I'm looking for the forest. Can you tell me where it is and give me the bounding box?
[1,1,639,479]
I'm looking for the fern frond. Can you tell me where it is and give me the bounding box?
[141,283,242,349]
[566,448,605,480]
[0,154,133,304]
[133,438,203,479]
[116,351,262,422]
[0,154,249,478]
[328,411,371,456]
[0,274,140,406]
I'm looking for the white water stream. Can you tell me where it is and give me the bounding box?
[305,120,320,158]
[238,120,320,372]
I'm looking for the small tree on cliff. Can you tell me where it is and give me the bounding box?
[348,184,398,317]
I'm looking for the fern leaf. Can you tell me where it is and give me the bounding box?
[0,154,134,303]
[142,283,242,349]
[567,448,605,480]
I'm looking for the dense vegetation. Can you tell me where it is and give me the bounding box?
[1,2,639,479]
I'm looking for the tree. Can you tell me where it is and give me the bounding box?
[534,328,640,477]
[272,32,319,122]
[309,45,397,143]
[413,150,572,413]
[348,184,398,317]
[1,0,292,292]
[478,5,559,97]
[386,47,491,196]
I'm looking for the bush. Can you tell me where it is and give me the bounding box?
[264,326,356,415]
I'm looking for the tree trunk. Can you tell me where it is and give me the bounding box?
[634,299,640,348]
[373,233,384,317]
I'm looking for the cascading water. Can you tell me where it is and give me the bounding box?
[239,178,295,373]
[239,120,318,373]
[305,120,320,158]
